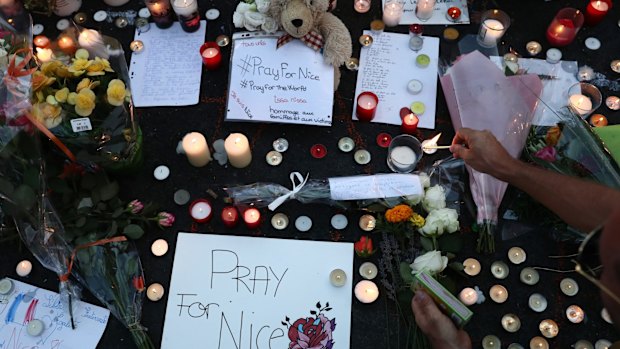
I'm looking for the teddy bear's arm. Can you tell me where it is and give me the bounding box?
[317,13,353,67]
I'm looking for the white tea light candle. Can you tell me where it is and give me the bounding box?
[490,261,509,279]
[501,313,521,333]
[459,287,478,306]
[26,319,44,336]
[271,213,289,230]
[359,262,378,280]
[482,335,501,349]
[569,94,593,116]
[151,239,169,257]
[330,214,348,230]
[354,280,379,303]
[16,260,32,277]
[530,336,549,349]
[508,247,526,264]
[489,284,508,303]
[463,258,481,276]
[566,305,585,323]
[147,283,165,301]
[529,293,548,312]
[520,267,540,285]
[539,319,559,338]
[560,278,579,296]
[330,269,347,287]
[359,214,376,231]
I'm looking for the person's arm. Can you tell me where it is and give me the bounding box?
[450,128,620,231]
[411,291,472,349]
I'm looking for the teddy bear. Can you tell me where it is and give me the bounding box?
[269,0,352,91]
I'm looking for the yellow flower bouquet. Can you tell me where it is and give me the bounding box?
[33,27,142,173]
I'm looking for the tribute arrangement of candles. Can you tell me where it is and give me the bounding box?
[356,92,379,122]
[200,42,222,70]
[546,8,584,47]
[146,0,174,28]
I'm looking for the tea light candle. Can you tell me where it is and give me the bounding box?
[78,29,103,50]
[508,247,526,264]
[520,267,540,285]
[272,138,289,152]
[574,340,594,349]
[546,48,562,64]
[354,149,372,165]
[566,305,585,323]
[383,0,404,27]
[463,258,481,276]
[530,337,549,349]
[389,146,417,172]
[345,57,360,71]
[459,287,478,306]
[295,216,313,232]
[489,284,508,303]
[356,92,379,122]
[243,208,261,229]
[491,261,509,279]
[200,42,222,70]
[529,293,548,312]
[407,79,423,95]
[539,319,559,338]
[354,280,379,303]
[73,12,87,24]
[401,113,419,134]
[153,165,170,180]
[36,48,53,63]
[189,199,213,223]
[147,283,165,301]
[595,339,612,349]
[501,313,521,333]
[611,59,620,73]
[606,96,620,110]
[271,213,289,230]
[311,144,328,159]
[221,206,239,228]
[569,94,593,116]
[359,34,373,47]
[415,0,435,21]
[601,308,613,324]
[359,262,378,280]
[266,151,283,166]
[330,214,348,230]
[224,133,252,168]
[151,239,169,257]
[526,41,542,56]
[0,278,14,295]
[353,0,371,13]
[57,36,77,55]
[330,269,347,287]
[33,35,50,48]
[182,132,212,167]
[590,114,608,127]
[508,344,524,349]
[410,101,426,115]
[359,214,376,231]
[560,278,579,296]
[376,133,392,148]
[482,335,501,349]
[585,0,610,26]
[338,137,355,152]
[26,319,44,336]
[370,19,385,34]
[130,40,145,53]
[16,260,32,277]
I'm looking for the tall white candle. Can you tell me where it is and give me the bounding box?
[479,19,505,46]
[415,0,435,21]
[182,132,211,167]
[383,0,404,27]
[224,133,252,168]
[172,0,197,16]
[569,94,593,116]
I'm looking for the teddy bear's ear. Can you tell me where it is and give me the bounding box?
[327,0,337,11]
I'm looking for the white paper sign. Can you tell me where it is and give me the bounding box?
[354,31,439,129]
[388,0,470,25]
[226,32,334,126]
[0,278,109,349]
[329,174,423,200]
[70,117,92,132]
[162,233,353,349]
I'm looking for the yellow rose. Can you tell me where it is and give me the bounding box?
[74,88,96,117]
[106,79,126,106]
[32,71,56,92]
[32,102,63,129]
[41,61,63,76]
[69,58,91,76]
[76,78,100,92]
[96,57,115,73]
[67,92,78,105]
[75,48,89,60]
[55,87,70,103]
[86,59,107,76]
[45,94,58,105]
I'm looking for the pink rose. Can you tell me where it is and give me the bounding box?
[127,199,144,214]
[534,146,557,162]
[157,212,175,228]
[288,314,335,349]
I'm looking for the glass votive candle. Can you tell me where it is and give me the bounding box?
[146,0,174,29]
[415,0,436,22]
[221,206,239,228]
[354,0,371,13]
[172,0,201,33]
[387,134,423,173]
[477,9,511,48]
[567,82,602,118]
[189,199,213,223]
[200,42,222,71]
[401,112,419,134]
[546,8,584,47]
[243,208,261,229]
[585,0,611,26]
[356,91,379,121]
[383,0,404,27]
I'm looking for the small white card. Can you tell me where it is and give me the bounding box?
[70,117,93,132]
[389,0,471,25]
[329,174,423,200]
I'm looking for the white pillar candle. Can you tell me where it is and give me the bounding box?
[36,48,53,62]
[16,260,32,277]
[389,146,417,171]
[479,19,505,47]
[459,287,478,306]
[415,0,435,21]
[382,0,404,27]
[463,258,481,276]
[182,132,212,167]
[147,283,165,301]
[172,0,197,16]
[569,94,593,116]
[354,280,379,303]
[224,133,252,168]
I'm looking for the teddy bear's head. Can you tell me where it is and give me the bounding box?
[270,0,335,38]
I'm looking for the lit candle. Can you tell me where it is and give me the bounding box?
[146,0,174,29]
[546,8,583,47]
[16,260,32,277]
[389,146,418,172]
[526,41,542,56]
[78,29,103,49]
[479,19,505,47]
[574,340,594,349]
[243,208,261,229]
[490,261,509,279]
[189,199,213,223]
[353,0,371,13]
[224,133,252,168]
[463,258,481,276]
[566,305,585,323]
[501,313,521,333]
[359,262,378,280]
[271,213,289,230]
[330,269,347,287]
[172,0,200,33]
[508,247,526,264]
[354,280,379,303]
[612,59,620,73]
[482,335,501,349]
[359,214,376,231]
[182,132,212,167]
[538,319,559,338]
[421,133,441,155]
[370,19,385,34]
[36,48,53,63]
[585,0,610,26]
[489,284,508,303]
[590,114,608,127]
[200,42,222,70]
[359,34,373,47]
[57,35,77,55]
[446,6,461,22]
[415,0,435,21]
[560,278,579,296]
[606,96,620,110]
[528,293,548,312]
[507,344,524,349]
[33,35,50,48]
[356,92,379,122]
[595,339,612,349]
[530,336,549,349]
[459,287,478,306]
[569,94,593,116]
[520,267,540,285]
[221,206,239,228]
[382,0,404,27]
[338,137,355,152]
[401,113,419,134]
[147,283,165,301]
[151,239,169,256]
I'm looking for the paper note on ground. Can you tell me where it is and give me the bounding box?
[384,0,470,25]
[0,278,109,349]
[162,233,353,349]
[226,32,334,126]
[354,31,439,128]
[129,21,206,107]
[329,174,423,200]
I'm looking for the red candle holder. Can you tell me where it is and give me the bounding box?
[376,133,392,148]
[401,113,419,134]
[310,144,327,159]
[356,92,379,122]
[189,199,213,223]
[545,8,583,47]
[446,7,461,22]
[200,42,222,70]
[409,24,424,35]
[33,35,50,48]
[585,0,611,26]
[243,208,261,229]
[221,206,239,228]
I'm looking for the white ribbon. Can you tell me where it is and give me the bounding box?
[268,172,309,211]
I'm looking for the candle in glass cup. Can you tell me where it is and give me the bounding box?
[182,132,212,167]
[243,208,261,229]
[172,0,200,33]
[569,94,593,116]
[356,92,378,122]
[353,0,371,13]
[57,35,76,55]
[189,199,213,223]
[146,0,174,29]
[401,113,419,134]
[200,42,221,70]
[33,35,50,48]
[479,20,504,46]
[224,133,252,168]
[585,0,610,26]
[415,0,435,21]
[383,0,404,27]
[389,146,417,172]
[221,206,239,228]
[546,8,583,47]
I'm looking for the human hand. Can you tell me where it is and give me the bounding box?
[411,291,472,349]
[449,128,520,181]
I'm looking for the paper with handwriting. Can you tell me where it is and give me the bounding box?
[354,31,439,128]
[226,32,334,126]
[0,278,109,349]
[161,233,353,349]
[329,174,423,200]
[385,0,470,25]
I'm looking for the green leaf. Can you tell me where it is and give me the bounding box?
[126,258,138,275]
[112,207,124,218]
[399,262,415,284]
[449,261,464,272]
[109,198,122,210]
[99,182,119,201]
[364,204,387,213]
[96,202,107,211]
[108,220,118,236]
[123,224,145,239]
[420,236,434,252]
[80,173,97,190]
[13,185,36,210]
[438,234,463,254]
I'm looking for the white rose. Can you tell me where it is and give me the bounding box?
[418,172,431,188]
[419,208,459,236]
[235,2,256,14]
[256,0,270,13]
[244,11,265,31]
[422,185,446,212]
[232,11,245,28]
[410,250,448,275]
[261,16,279,33]
[404,194,422,206]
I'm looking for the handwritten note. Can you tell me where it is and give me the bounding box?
[162,233,353,349]
[129,21,207,107]
[354,31,439,128]
[385,0,470,25]
[226,32,334,126]
[0,278,109,349]
[329,174,423,200]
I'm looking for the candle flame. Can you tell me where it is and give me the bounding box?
[428,133,441,145]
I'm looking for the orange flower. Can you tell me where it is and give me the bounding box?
[545,126,561,147]
[132,275,145,292]
[385,204,413,223]
[354,236,375,257]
